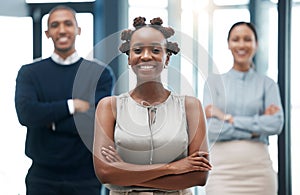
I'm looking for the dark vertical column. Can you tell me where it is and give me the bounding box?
[32,7,42,60]
[93,0,105,59]
[277,0,292,194]
[93,0,128,94]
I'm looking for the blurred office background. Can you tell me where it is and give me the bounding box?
[0,0,297,194]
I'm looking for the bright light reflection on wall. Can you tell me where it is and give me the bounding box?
[127,2,168,91]
[213,0,249,6]
[291,6,300,195]
[26,0,94,3]
[129,0,168,8]
[0,16,33,195]
[212,9,250,74]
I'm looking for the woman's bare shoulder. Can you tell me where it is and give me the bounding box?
[99,96,116,105]
[184,96,202,110]
[97,96,117,114]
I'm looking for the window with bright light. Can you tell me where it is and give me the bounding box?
[180,9,195,96]
[26,0,94,3]
[267,8,279,81]
[181,0,210,100]
[291,4,300,195]
[213,0,249,6]
[212,9,250,74]
[128,0,168,27]
[0,16,33,195]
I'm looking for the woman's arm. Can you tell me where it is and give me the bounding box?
[102,148,210,190]
[204,103,282,138]
[93,96,211,187]
[203,79,252,141]
[232,81,284,136]
[205,78,284,137]
[136,96,211,190]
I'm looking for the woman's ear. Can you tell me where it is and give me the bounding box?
[228,42,231,50]
[165,53,171,66]
[128,56,131,65]
[255,41,259,52]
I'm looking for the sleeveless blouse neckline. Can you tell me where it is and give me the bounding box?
[127,91,172,108]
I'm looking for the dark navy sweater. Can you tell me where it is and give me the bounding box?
[15,57,114,180]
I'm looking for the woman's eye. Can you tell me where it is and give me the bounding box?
[133,48,141,54]
[153,48,161,54]
[244,37,253,42]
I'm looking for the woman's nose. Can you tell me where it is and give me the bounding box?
[237,40,246,47]
[141,50,152,61]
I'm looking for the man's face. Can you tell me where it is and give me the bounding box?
[45,9,81,58]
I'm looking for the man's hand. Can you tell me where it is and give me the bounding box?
[73,99,90,113]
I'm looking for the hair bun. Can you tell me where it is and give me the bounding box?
[150,17,163,26]
[120,29,132,41]
[161,27,174,38]
[133,16,146,27]
[167,42,180,55]
[119,16,180,56]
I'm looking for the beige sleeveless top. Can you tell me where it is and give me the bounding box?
[106,92,188,192]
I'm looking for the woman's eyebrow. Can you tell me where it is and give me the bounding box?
[132,42,164,47]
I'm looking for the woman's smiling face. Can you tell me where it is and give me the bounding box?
[228,24,258,70]
[128,26,169,81]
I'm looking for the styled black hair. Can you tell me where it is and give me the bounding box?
[119,16,180,56]
[227,21,258,42]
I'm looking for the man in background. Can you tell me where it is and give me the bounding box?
[15,5,114,195]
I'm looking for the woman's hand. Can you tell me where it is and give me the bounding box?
[251,104,280,139]
[264,104,280,115]
[101,146,124,163]
[205,105,226,119]
[205,105,233,123]
[168,151,212,175]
